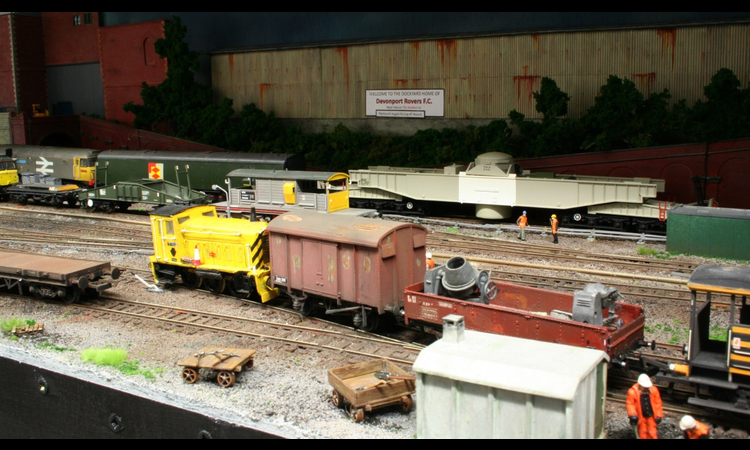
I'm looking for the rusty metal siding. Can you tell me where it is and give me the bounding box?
[211,24,750,120]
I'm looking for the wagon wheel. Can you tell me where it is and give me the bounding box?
[358,309,380,333]
[202,277,225,294]
[348,403,365,423]
[181,271,202,289]
[51,196,63,208]
[98,201,116,213]
[401,395,414,413]
[217,371,236,388]
[331,390,343,408]
[66,198,78,208]
[62,288,80,304]
[300,298,316,317]
[224,278,245,298]
[181,368,200,384]
[30,284,44,300]
[14,195,27,205]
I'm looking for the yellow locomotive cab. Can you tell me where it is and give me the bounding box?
[0,158,19,188]
[149,204,278,302]
[74,157,97,184]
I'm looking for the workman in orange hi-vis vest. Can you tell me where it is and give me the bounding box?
[550,214,559,244]
[626,374,664,439]
[516,211,528,241]
[426,252,435,270]
[680,415,710,440]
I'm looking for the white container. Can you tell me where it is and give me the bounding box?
[413,315,609,439]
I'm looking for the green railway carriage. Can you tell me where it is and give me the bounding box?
[96,150,306,197]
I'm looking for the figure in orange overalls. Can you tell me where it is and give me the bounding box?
[550,214,559,244]
[626,374,663,439]
[426,252,435,270]
[516,211,528,241]
[680,415,710,439]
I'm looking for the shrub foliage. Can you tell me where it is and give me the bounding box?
[125,16,750,171]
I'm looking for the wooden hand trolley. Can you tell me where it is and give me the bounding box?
[177,347,256,388]
[328,359,416,423]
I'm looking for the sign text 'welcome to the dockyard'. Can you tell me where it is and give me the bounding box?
[366,89,444,118]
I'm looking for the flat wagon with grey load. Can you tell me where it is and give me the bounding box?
[0,250,120,303]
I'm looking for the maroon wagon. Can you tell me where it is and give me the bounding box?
[403,276,647,363]
[266,210,427,331]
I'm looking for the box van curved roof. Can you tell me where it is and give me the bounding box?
[267,210,426,248]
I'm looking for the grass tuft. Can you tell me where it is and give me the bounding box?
[81,348,160,379]
[1,318,36,332]
[81,348,128,366]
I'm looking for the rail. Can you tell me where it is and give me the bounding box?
[384,214,667,243]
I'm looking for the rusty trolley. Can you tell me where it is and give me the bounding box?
[328,359,416,423]
[178,347,257,388]
[0,250,120,303]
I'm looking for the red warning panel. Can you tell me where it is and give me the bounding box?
[148,163,164,180]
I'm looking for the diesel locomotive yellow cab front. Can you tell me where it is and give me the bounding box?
[74,157,97,185]
[149,204,278,302]
[0,157,19,194]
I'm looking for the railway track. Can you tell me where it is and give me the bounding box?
[387,214,668,243]
[0,207,153,250]
[429,232,696,274]
[78,295,423,367]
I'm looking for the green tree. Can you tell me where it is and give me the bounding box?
[124,16,235,146]
[509,77,585,157]
[581,75,646,150]
[534,77,570,121]
[226,103,286,151]
[677,68,750,142]
[580,75,671,151]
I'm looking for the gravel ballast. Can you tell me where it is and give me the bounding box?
[0,213,748,439]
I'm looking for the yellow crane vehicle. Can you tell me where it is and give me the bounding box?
[149,204,279,302]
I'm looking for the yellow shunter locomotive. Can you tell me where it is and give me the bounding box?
[149,204,279,302]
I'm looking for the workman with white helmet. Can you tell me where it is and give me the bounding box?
[550,214,559,244]
[516,211,528,241]
[626,374,664,439]
[679,415,710,439]
[426,252,435,269]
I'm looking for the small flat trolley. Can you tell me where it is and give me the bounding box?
[177,347,257,388]
[328,359,415,423]
[0,250,120,303]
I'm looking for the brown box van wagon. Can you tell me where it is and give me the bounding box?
[267,210,427,331]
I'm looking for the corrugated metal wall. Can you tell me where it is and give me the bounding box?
[211,24,750,120]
